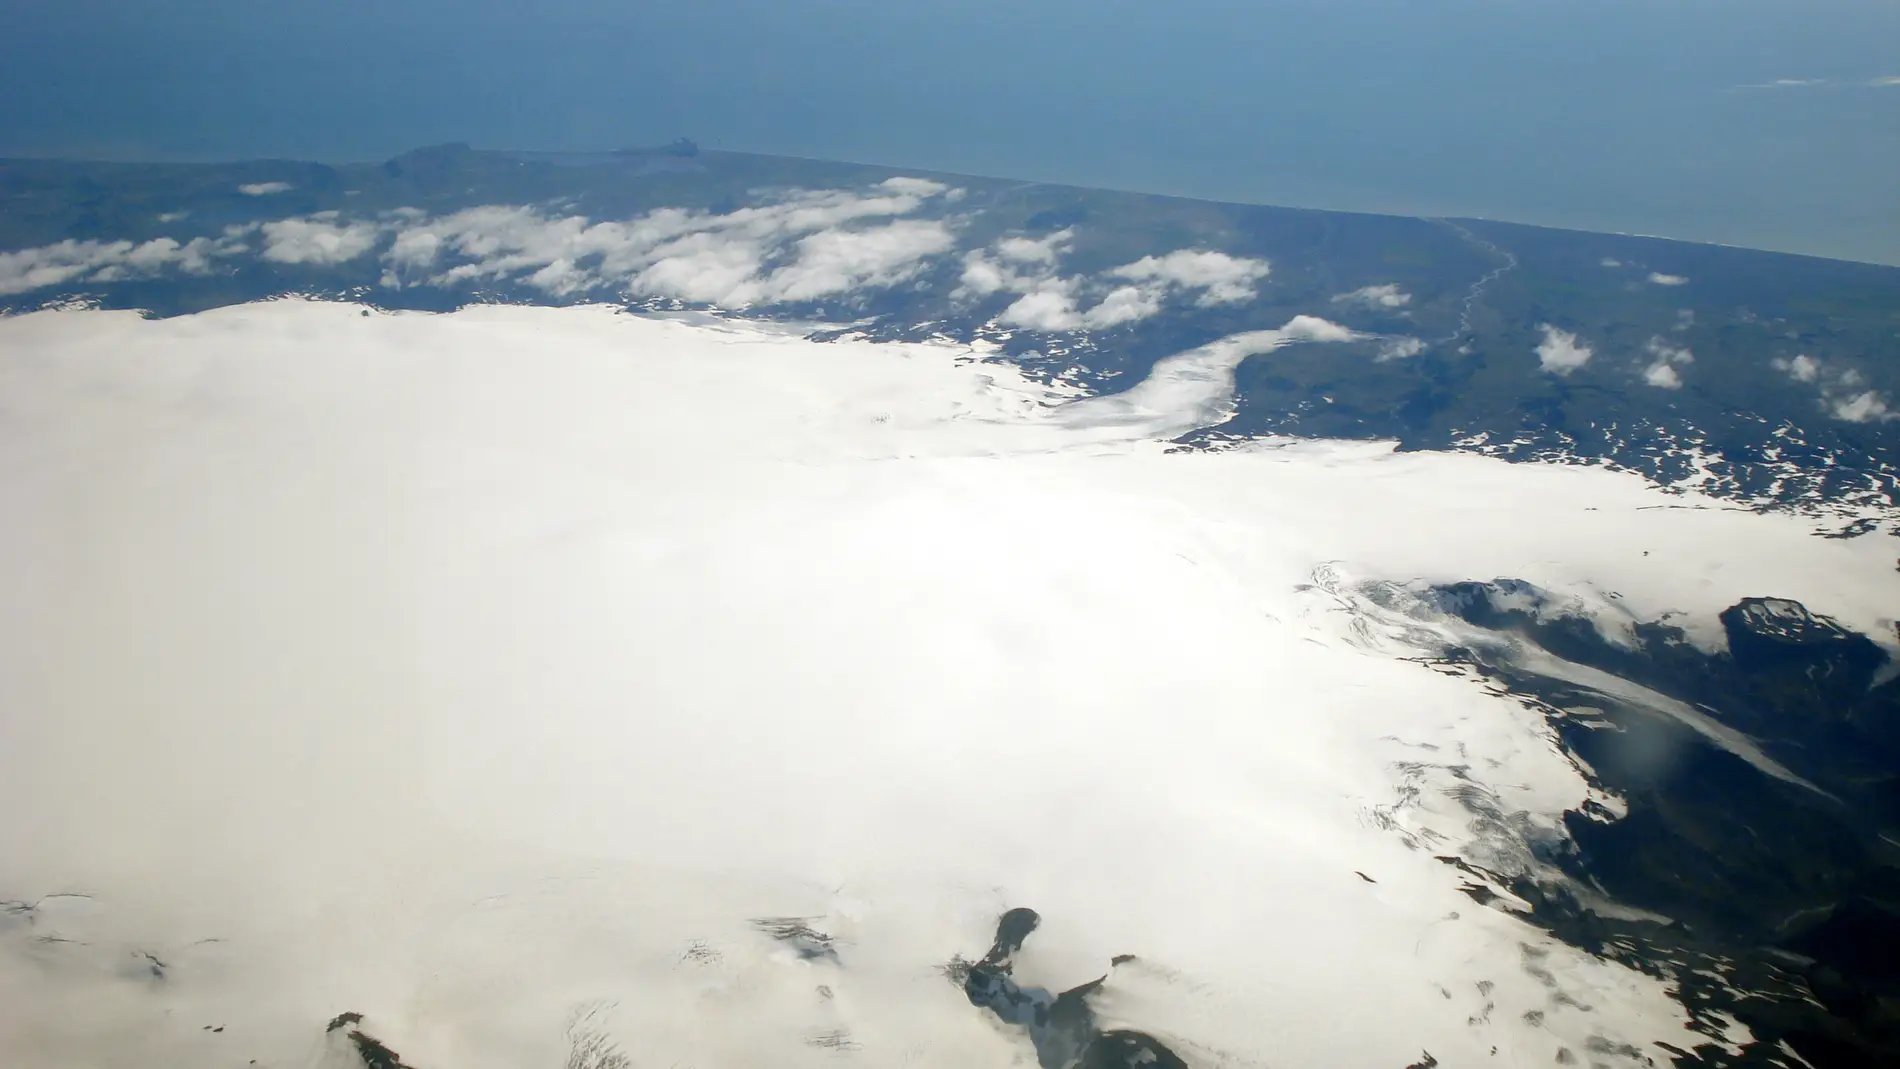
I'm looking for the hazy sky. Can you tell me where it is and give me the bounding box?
[2,0,1896,263]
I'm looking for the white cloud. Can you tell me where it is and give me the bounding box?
[1772,354,1898,422]
[0,240,132,295]
[1647,338,1693,364]
[156,210,190,223]
[959,235,1266,331]
[1331,283,1411,310]
[1535,324,1592,375]
[745,186,946,236]
[389,205,599,282]
[1736,75,1900,90]
[1108,249,1270,306]
[877,176,950,197]
[128,238,216,274]
[1640,337,1693,390]
[997,281,1165,332]
[999,281,1086,330]
[1377,337,1426,361]
[1733,77,1837,90]
[953,254,1011,299]
[1773,354,1821,383]
[994,232,1067,266]
[260,218,381,265]
[1643,363,1682,389]
[625,232,768,305]
[952,231,1073,301]
[1600,258,1622,268]
[750,220,956,304]
[1082,284,1164,328]
[0,234,246,295]
[962,231,1147,332]
[1831,391,1896,422]
[92,237,228,280]
[238,181,293,196]
[621,218,959,308]
[381,182,958,305]
[1646,273,1688,286]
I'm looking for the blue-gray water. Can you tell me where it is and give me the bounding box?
[3,0,1896,264]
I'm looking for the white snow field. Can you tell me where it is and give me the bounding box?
[1,301,1893,1069]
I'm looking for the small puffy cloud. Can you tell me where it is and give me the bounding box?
[1832,391,1894,422]
[994,232,1069,266]
[1331,283,1411,309]
[89,237,228,280]
[386,228,445,271]
[1647,272,1688,286]
[878,176,950,197]
[1600,258,1622,268]
[387,205,598,280]
[1376,337,1426,361]
[1772,354,1898,422]
[994,277,1162,333]
[126,237,214,273]
[238,181,294,196]
[260,218,381,264]
[959,234,1265,331]
[1109,249,1270,306]
[626,217,958,307]
[749,219,955,304]
[1773,354,1821,383]
[953,254,1011,299]
[1000,283,1086,331]
[751,185,947,235]
[1281,315,1359,344]
[1643,363,1683,389]
[524,258,597,296]
[1641,336,1693,390]
[156,210,190,223]
[1535,324,1592,375]
[1646,338,1692,364]
[953,231,1072,301]
[1077,284,1162,328]
[626,232,767,305]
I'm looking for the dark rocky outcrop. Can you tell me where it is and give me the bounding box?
[1414,583,1900,1067]
[956,907,1187,1069]
[1721,597,1900,760]
[326,1012,419,1069]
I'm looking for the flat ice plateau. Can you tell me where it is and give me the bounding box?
[1,302,1893,1069]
